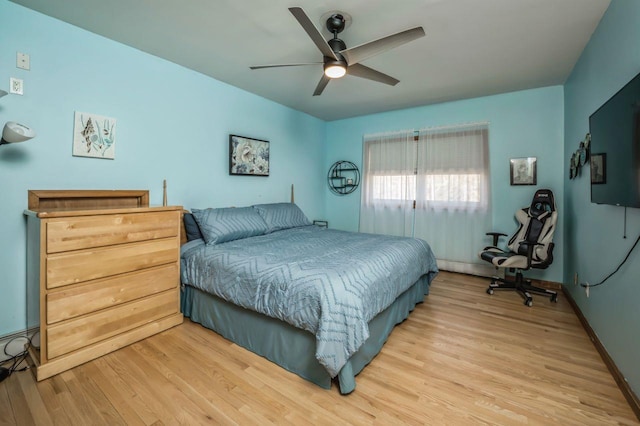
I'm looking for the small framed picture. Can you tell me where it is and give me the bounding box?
[229,135,269,176]
[590,153,606,184]
[72,111,116,159]
[510,157,537,186]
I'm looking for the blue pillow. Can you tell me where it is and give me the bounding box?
[191,207,268,245]
[252,203,311,233]
[183,213,204,242]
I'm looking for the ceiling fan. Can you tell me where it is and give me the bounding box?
[250,7,425,96]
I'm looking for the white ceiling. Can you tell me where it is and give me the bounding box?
[11,0,610,121]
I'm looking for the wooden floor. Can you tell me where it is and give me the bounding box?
[2,271,638,425]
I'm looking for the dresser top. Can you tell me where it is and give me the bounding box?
[26,189,181,218]
[28,189,150,211]
[25,205,182,218]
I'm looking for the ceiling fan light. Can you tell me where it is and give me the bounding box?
[324,62,347,79]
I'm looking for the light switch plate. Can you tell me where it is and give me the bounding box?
[17,52,30,70]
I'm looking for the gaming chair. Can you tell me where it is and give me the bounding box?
[479,189,558,306]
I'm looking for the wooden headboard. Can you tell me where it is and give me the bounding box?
[180,209,189,246]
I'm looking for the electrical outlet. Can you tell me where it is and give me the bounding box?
[10,78,23,95]
[574,272,578,286]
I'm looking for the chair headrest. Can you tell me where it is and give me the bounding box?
[529,189,556,219]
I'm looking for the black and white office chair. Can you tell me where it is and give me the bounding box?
[479,189,558,306]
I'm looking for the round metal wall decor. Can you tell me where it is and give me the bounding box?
[327,161,360,195]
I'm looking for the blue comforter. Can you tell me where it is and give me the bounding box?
[181,226,438,377]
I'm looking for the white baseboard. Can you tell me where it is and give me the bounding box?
[0,328,39,362]
[436,259,504,278]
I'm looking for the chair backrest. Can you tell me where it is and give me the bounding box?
[507,189,557,269]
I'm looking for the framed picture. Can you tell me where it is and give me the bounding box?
[72,111,116,159]
[229,134,269,176]
[510,157,537,186]
[590,153,606,184]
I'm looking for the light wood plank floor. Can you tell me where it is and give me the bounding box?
[2,271,638,425]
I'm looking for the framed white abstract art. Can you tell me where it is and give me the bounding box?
[73,111,116,159]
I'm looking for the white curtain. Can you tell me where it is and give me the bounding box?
[414,124,491,272]
[359,130,415,237]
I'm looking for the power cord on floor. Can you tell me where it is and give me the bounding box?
[0,334,35,383]
[581,232,640,289]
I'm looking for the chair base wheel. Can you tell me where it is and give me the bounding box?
[483,271,558,307]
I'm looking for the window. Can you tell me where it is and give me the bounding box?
[416,126,490,212]
[421,173,482,203]
[363,126,489,210]
[371,175,416,201]
[360,123,491,268]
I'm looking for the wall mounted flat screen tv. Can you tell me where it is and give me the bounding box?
[589,70,640,208]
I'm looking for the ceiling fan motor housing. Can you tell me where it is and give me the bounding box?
[326,16,347,70]
[326,13,346,34]
[325,38,348,75]
[328,38,347,53]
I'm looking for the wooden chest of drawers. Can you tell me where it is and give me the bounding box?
[25,199,183,381]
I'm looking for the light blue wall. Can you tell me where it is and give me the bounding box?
[564,0,640,397]
[4,1,637,399]
[0,1,326,336]
[324,86,565,283]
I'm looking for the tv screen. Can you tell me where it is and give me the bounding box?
[589,71,640,208]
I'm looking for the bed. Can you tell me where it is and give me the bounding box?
[180,202,438,394]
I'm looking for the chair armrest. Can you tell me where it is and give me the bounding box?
[486,232,508,246]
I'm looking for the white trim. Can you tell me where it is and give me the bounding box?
[363,129,414,141]
[363,122,491,141]
[437,259,505,279]
[419,121,490,132]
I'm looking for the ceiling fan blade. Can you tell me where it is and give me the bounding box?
[341,27,425,65]
[250,63,321,70]
[289,7,338,60]
[347,63,399,86]
[313,74,331,96]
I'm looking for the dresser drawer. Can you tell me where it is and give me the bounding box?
[46,238,178,289]
[46,263,178,324]
[47,289,178,359]
[46,211,178,253]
